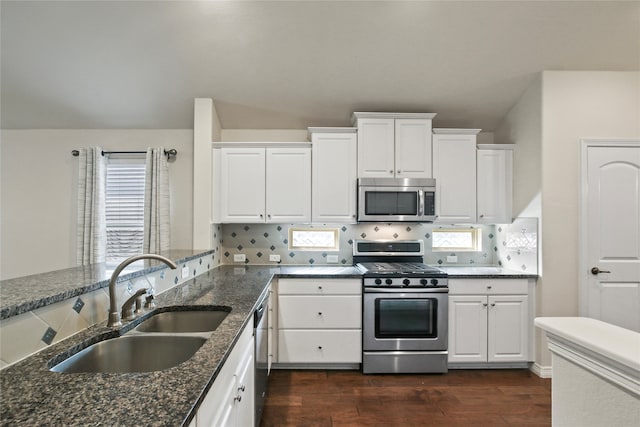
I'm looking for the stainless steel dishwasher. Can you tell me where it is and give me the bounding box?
[254,289,270,426]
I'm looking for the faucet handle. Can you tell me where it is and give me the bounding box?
[144,294,156,310]
[121,288,149,321]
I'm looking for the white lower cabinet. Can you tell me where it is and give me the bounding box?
[448,279,533,365]
[195,324,254,427]
[276,278,361,364]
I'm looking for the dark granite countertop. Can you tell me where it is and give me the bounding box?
[0,250,214,320]
[0,265,274,427]
[438,266,538,279]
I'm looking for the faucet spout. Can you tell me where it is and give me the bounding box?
[107,254,178,328]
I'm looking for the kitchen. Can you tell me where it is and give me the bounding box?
[1,1,640,426]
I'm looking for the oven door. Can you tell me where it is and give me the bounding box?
[363,288,448,351]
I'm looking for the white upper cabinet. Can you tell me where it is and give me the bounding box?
[309,128,357,223]
[266,147,312,223]
[476,145,513,224]
[432,129,479,224]
[353,112,436,179]
[216,144,311,223]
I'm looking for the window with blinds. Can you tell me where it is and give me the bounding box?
[105,158,146,263]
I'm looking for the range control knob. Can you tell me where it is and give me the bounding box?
[402,278,411,286]
[374,278,382,285]
[385,278,393,285]
[430,279,439,286]
[420,279,429,286]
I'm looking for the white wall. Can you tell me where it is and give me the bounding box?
[497,71,640,369]
[0,129,194,279]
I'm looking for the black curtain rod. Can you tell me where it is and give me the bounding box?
[71,148,178,159]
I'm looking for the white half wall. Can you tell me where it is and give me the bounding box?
[0,129,194,279]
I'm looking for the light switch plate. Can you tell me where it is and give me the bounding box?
[327,255,339,263]
[234,254,246,263]
[447,255,458,263]
[269,254,281,262]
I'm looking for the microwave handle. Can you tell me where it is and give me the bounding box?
[418,190,424,217]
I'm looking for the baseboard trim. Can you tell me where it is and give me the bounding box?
[530,363,552,378]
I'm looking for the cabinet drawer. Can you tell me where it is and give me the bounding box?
[278,330,362,363]
[278,278,361,295]
[278,295,361,329]
[449,279,528,295]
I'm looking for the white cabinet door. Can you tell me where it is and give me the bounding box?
[433,131,478,223]
[487,295,529,362]
[219,148,266,223]
[234,343,255,427]
[477,148,513,224]
[357,118,396,178]
[395,118,433,178]
[448,295,488,363]
[265,147,311,223]
[311,131,357,223]
[267,285,276,372]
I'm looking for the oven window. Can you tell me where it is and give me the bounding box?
[375,298,438,338]
[365,191,418,216]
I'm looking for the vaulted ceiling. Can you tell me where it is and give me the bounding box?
[1,1,638,131]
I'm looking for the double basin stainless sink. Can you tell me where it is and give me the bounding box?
[50,308,230,374]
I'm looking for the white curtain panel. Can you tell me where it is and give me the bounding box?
[76,147,106,265]
[144,147,171,253]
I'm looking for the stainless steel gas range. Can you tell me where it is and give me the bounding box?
[354,240,449,374]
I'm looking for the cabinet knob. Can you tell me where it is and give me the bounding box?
[318,286,323,290]
[389,170,393,174]
[267,214,271,219]
[397,170,401,174]
[235,395,242,403]
[318,312,322,316]
[238,384,246,392]
[487,285,492,290]
[479,214,484,218]
[483,303,488,307]
[490,303,496,307]
[259,214,263,218]
[318,346,323,350]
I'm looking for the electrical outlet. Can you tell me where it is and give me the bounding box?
[269,254,281,263]
[233,254,246,263]
[181,265,189,278]
[326,254,339,263]
[447,255,458,263]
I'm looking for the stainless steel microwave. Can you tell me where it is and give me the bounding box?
[357,178,437,222]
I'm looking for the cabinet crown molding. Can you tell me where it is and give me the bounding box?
[351,112,437,124]
[307,127,357,139]
[433,128,481,135]
[477,144,515,150]
[212,141,311,148]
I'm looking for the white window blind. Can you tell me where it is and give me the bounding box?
[105,158,146,263]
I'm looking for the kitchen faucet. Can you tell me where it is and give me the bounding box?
[107,254,178,328]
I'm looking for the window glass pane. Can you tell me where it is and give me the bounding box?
[289,228,339,251]
[105,157,146,263]
[432,229,480,252]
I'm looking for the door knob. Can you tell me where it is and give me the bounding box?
[591,267,611,275]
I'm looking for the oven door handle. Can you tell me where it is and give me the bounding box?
[364,287,449,294]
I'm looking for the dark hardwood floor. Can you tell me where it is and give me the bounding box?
[261,369,551,426]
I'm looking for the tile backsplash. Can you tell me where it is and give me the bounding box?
[220,222,501,266]
[495,217,539,274]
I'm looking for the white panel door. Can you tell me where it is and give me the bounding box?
[394,119,433,178]
[433,133,477,223]
[477,148,512,224]
[265,147,311,223]
[448,295,487,363]
[219,148,266,222]
[584,142,640,331]
[487,295,529,362]
[311,132,357,223]
[357,118,395,178]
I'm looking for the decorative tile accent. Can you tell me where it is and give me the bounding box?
[495,217,539,274]
[41,327,57,345]
[72,298,84,314]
